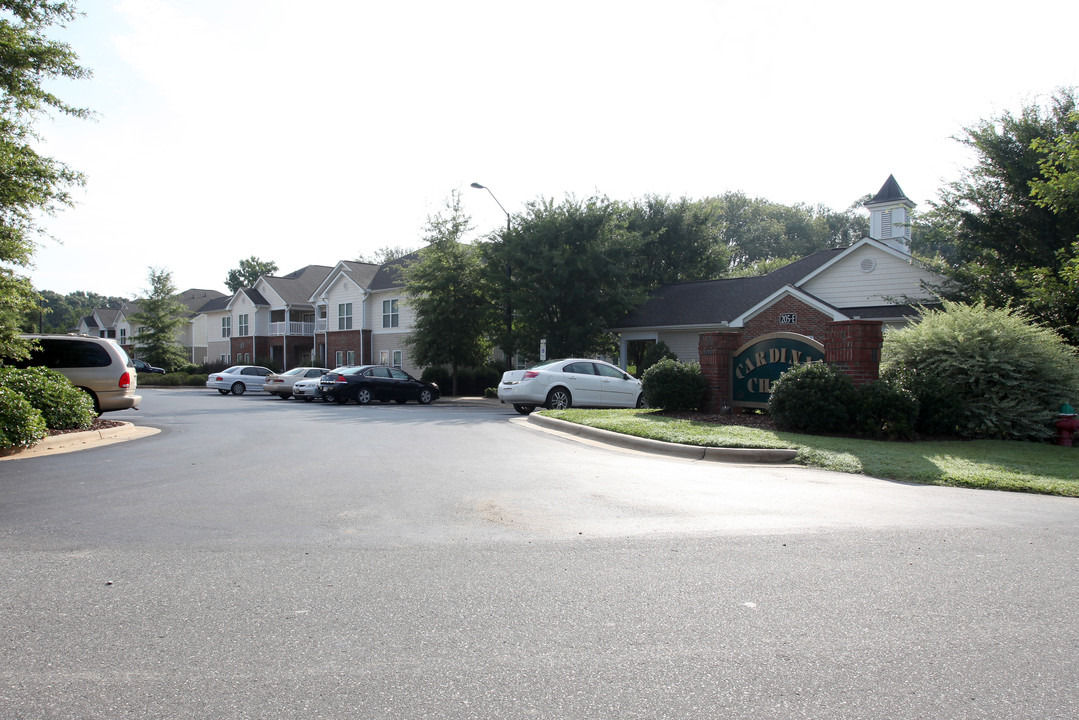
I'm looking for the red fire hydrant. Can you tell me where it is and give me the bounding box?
[1056,403,1079,447]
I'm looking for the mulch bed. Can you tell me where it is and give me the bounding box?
[47,418,126,436]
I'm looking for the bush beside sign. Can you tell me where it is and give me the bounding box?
[731,332,825,408]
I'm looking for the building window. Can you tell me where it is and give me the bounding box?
[238,314,249,337]
[380,350,389,365]
[392,350,402,368]
[220,354,229,363]
[338,303,353,330]
[335,350,344,367]
[346,350,355,365]
[222,316,231,338]
[382,299,398,328]
[119,329,127,344]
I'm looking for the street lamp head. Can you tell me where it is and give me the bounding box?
[470,182,486,189]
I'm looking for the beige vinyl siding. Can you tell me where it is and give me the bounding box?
[800,246,938,308]
[658,330,708,364]
[325,279,366,332]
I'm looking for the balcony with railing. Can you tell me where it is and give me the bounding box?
[268,321,316,336]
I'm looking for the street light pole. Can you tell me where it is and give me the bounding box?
[470,182,514,370]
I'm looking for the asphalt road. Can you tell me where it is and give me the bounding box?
[2,388,1078,719]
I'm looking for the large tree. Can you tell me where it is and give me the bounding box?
[623,195,729,288]
[128,268,188,371]
[0,1,91,359]
[224,256,278,292]
[482,194,643,361]
[403,191,490,395]
[922,88,1079,342]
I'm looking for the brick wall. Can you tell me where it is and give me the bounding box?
[326,329,373,366]
[697,298,884,410]
[823,320,883,386]
[741,296,833,340]
[698,330,743,412]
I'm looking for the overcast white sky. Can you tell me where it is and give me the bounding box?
[26,0,1079,298]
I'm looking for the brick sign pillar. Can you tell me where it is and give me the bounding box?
[823,320,884,385]
[699,331,743,412]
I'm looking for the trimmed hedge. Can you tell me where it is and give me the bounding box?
[768,362,857,434]
[882,301,1079,441]
[0,367,96,430]
[642,359,705,411]
[0,387,48,451]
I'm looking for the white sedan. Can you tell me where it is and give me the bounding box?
[206,365,273,395]
[497,358,644,414]
[264,366,332,399]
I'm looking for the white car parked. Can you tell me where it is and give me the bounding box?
[291,377,326,402]
[497,358,645,415]
[206,365,273,395]
[264,366,331,399]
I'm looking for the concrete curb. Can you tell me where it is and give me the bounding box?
[1,422,159,461]
[527,413,799,464]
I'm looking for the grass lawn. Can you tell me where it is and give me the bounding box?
[543,409,1079,498]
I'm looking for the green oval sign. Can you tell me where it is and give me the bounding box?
[731,332,824,408]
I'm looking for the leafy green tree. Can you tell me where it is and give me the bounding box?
[224,256,278,292]
[404,191,490,396]
[709,192,869,270]
[0,1,91,360]
[623,195,729,287]
[921,88,1079,342]
[482,194,644,360]
[128,268,187,371]
[22,289,127,333]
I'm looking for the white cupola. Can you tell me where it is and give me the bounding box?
[864,175,916,255]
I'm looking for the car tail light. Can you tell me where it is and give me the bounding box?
[523,370,540,379]
[335,376,348,383]
[119,372,131,389]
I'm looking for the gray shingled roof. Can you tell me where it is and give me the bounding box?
[369,252,419,291]
[197,295,231,313]
[612,248,845,329]
[262,265,334,305]
[176,288,226,314]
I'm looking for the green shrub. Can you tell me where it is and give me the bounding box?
[184,373,208,386]
[880,365,963,436]
[0,386,48,450]
[474,365,502,394]
[0,367,96,430]
[642,359,706,411]
[484,387,498,399]
[456,367,476,395]
[854,379,919,440]
[421,366,451,393]
[882,301,1079,441]
[768,362,857,433]
[639,341,678,376]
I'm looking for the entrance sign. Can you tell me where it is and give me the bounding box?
[730,332,824,408]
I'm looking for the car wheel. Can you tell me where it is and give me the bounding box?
[230,382,246,396]
[356,387,372,405]
[545,387,571,410]
[335,392,349,405]
[218,389,229,395]
[418,388,433,405]
[636,394,648,409]
[279,392,291,400]
[513,404,535,415]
